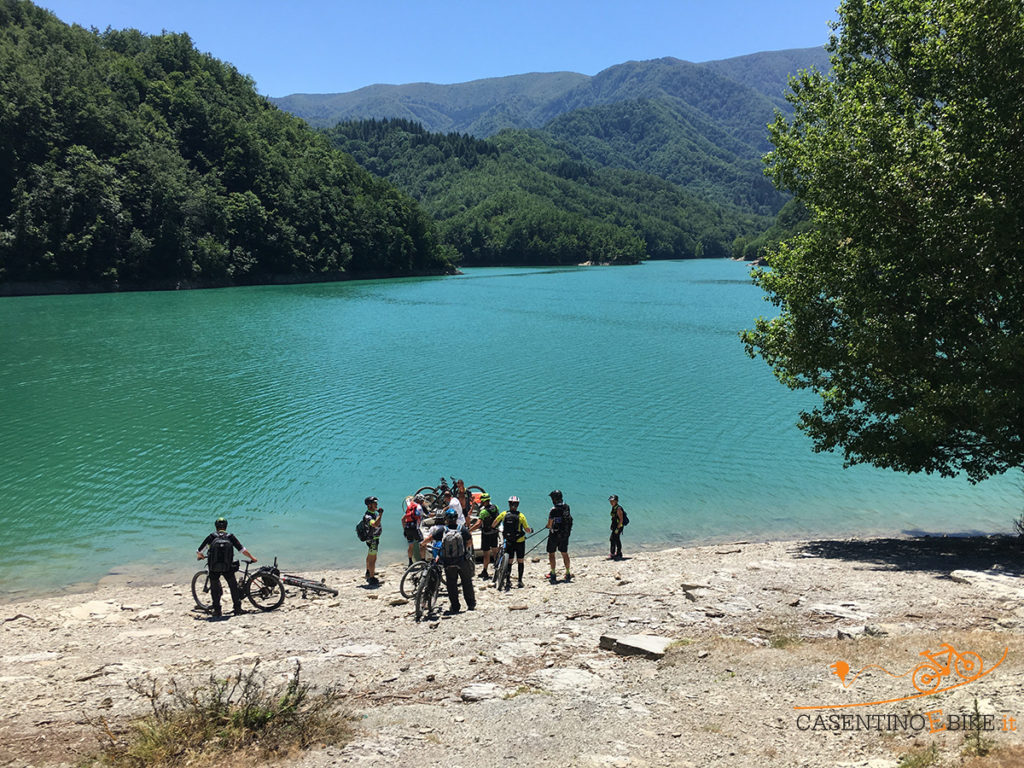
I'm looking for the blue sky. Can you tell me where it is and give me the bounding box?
[39,1,839,97]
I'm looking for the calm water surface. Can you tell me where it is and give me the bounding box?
[1,261,1019,598]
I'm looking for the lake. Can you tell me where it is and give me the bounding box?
[0,260,1018,599]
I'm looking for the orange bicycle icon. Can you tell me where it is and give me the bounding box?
[806,641,1006,710]
[911,643,984,693]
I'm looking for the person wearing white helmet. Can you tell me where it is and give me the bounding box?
[493,496,533,588]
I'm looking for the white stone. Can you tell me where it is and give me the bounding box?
[460,683,503,702]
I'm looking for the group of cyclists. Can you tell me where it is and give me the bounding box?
[194,489,626,618]
[355,485,629,614]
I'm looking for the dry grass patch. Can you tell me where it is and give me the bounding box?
[85,661,350,768]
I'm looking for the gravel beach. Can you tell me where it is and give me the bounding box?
[2,536,1023,767]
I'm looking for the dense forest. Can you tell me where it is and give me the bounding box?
[0,1,453,291]
[325,118,770,265]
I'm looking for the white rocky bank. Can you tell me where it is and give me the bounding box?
[2,538,1023,767]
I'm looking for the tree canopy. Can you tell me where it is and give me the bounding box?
[0,1,452,291]
[742,0,1024,483]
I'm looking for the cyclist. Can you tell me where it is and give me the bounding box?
[494,496,532,588]
[609,494,626,560]
[438,508,475,613]
[440,489,464,526]
[361,496,383,587]
[402,494,428,564]
[196,517,257,617]
[477,492,501,579]
[546,489,573,583]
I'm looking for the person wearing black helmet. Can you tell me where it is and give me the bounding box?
[545,490,573,583]
[438,507,475,613]
[197,517,256,618]
[361,496,383,586]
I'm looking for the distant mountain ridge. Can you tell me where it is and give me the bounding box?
[271,47,830,137]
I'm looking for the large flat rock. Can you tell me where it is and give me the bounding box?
[599,633,673,659]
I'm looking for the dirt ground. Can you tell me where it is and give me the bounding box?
[1,535,1023,767]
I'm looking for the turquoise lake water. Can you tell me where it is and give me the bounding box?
[0,260,1019,599]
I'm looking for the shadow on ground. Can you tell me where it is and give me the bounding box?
[794,534,1024,577]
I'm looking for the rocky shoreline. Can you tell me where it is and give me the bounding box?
[2,536,1022,767]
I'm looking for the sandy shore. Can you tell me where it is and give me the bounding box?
[1,535,1023,768]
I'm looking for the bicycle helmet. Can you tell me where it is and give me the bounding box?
[364,496,378,506]
[215,517,228,530]
[480,492,491,502]
[414,494,426,504]
[508,496,519,505]
[444,508,458,524]
[549,489,563,501]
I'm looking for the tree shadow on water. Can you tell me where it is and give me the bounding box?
[794,532,1024,577]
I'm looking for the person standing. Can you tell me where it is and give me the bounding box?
[476,492,501,580]
[403,494,428,564]
[545,489,573,583]
[494,495,532,588]
[440,490,464,526]
[439,509,475,613]
[197,517,257,617]
[609,494,626,560]
[361,496,383,586]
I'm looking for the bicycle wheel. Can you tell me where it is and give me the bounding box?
[191,570,213,612]
[400,561,428,599]
[497,554,512,592]
[466,485,485,495]
[246,571,285,611]
[415,568,439,622]
[415,486,437,498]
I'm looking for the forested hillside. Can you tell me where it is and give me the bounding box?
[0,1,453,292]
[326,119,769,265]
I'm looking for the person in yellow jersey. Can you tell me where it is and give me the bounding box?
[493,496,533,589]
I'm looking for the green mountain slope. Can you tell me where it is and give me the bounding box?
[325,119,769,265]
[271,49,825,141]
[0,1,452,291]
[701,46,831,112]
[542,97,786,215]
[272,72,589,134]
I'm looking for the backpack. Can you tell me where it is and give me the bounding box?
[502,512,520,539]
[621,508,630,527]
[207,532,235,573]
[356,516,371,542]
[402,502,419,531]
[480,504,497,533]
[550,503,572,536]
[441,526,466,565]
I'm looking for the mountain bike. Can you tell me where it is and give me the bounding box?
[414,561,445,622]
[400,560,429,598]
[492,547,512,591]
[192,559,285,613]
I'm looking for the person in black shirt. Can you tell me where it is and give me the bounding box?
[545,489,573,583]
[609,494,626,560]
[197,517,256,617]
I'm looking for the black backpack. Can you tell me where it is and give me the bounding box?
[356,516,371,542]
[503,511,520,539]
[551,503,572,535]
[621,508,630,526]
[207,532,234,573]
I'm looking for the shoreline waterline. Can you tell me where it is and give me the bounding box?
[2,528,1016,607]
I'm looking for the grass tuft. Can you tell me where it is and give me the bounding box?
[86,661,350,767]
